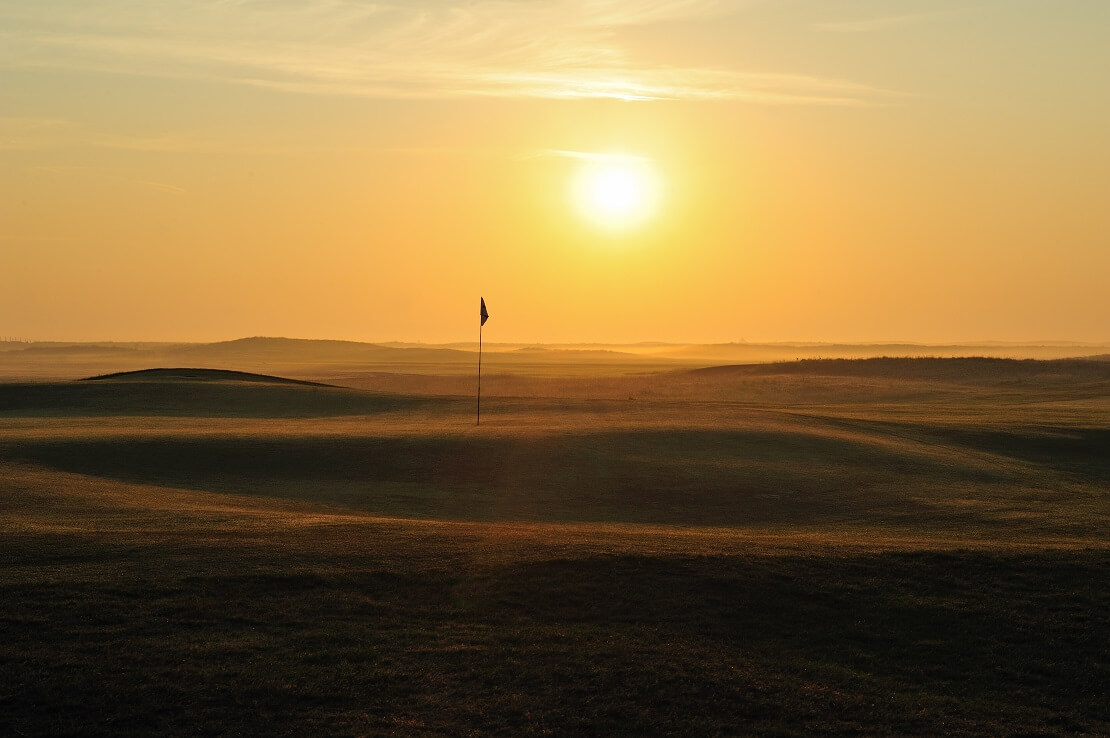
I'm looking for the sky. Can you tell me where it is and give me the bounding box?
[2,0,1108,344]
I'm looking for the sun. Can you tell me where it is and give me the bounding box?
[571,156,662,230]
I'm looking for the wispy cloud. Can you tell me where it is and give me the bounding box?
[816,10,966,33]
[0,0,891,105]
[0,117,75,150]
[2,117,511,156]
[534,149,654,162]
[0,116,218,153]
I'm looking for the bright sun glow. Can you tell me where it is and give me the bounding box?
[572,157,662,229]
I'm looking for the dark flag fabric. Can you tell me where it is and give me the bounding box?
[480,297,489,326]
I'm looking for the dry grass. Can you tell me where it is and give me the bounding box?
[1,360,1107,735]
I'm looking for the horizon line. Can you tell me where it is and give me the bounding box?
[4,336,1110,348]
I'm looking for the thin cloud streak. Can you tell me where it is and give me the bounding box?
[532,149,654,162]
[0,117,75,150]
[816,10,967,33]
[0,1,891,104]
[1,117,506,157]
[0,117,221,153]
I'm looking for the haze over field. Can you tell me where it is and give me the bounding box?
[3,336,1110,382]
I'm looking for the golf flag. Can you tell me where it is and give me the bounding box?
[477,297,488,425]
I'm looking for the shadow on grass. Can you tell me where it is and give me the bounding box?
[924,427,1110,482]
[2,548,1107,735]
[4,430,1005,525]
[0,381,449,418]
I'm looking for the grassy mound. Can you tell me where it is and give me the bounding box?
[0,370,449,418]
[81,367,332,386]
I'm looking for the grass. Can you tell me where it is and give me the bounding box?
[0,359,1107,735]
[0,377,435,418]
[80,367,336,386]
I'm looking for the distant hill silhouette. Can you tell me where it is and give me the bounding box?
[176,337,467,363]
[19,344,138,354]
[82,368,332,386]
[689,356,1110,381]
[5,338,1110,383]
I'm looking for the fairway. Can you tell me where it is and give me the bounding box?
[1,360,1107,735]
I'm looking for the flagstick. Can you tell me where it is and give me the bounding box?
[477,321,483,426]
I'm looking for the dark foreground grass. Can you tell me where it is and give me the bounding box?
[2,517,1108,737]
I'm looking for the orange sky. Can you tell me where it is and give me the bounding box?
[2,1,1108,343]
